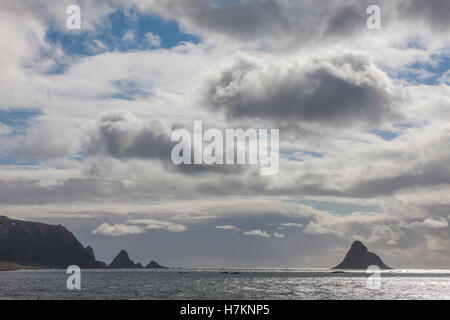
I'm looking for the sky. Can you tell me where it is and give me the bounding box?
[1,0,450,269]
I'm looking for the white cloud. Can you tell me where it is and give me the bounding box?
[438,70,450,84]
[216,225,242,232]
[278,223,304,229]
[128,219,186,232]
[303,223,332,235]
[206,54,401,128]
[1,0,450,268]
[419,218,449,229]
[92,223,145,236]
[243,229,270,238]
[144,32,162,47]
[274,232,285,238]
[122,30,135,42]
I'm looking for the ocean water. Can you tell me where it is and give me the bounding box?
[0,269,450,300]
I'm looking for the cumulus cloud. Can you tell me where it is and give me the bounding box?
[133,0,450,50]
[92,223,145,236]
[85,217,188,237]
[86,110,171,160]
[243,229,271,238]
[122,30,135,43]
[417,218,449,229]
[2,0,450,268]
[128,218,186,232]
[216,225,242,232]
[144,32,162,47]
[303,223,332,235]
[137,0,388,48]
[206,54,401,127]
[274,232,285,238]
[217,224,278,239]
[84,110,248,175]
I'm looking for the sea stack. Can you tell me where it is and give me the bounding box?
[108,250,143,268]
[333,241,391,269]
[145,260,166,269]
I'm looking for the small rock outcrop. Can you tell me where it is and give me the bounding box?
[0,216,105,268]
[145,260,166,269]
[333,241,391,270]
[108,250,143,268]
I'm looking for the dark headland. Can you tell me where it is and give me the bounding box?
[0,215,105,269]
[333,241,391,270]
[0,216,166,270]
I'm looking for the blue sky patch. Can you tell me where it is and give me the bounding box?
[103,79,152,101]
[0,109,42,128]
[0,109,43,165]
[281,149,323,161]
[46,7,201,60]
[397,53,450,85]
[370,130,399,141]
[284,199,380,215]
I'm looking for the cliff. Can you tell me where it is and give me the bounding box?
[0,216,106,268]
[333,241,391,270]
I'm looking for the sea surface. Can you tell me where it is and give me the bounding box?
[1,268,450,300]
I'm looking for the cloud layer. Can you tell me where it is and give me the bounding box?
[0,0,450,268]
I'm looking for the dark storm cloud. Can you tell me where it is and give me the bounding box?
[0,178,128,205]
[206,54,401,127]
[149,0,385,46]
[343,160,450,198]
[149,0,450,45]
[192,155,450,200]
[152,0,302,41]
[264,159,450,200]
[175,0,292,40]
[85,110,247,175]
[325,6,366,38]
[86,110,172,161]
[403,0,450,31]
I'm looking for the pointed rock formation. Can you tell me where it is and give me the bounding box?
[333,241,391,270]
[108,250,143,268]
[145,260,167,269]
[0,215,105,268]
[85,246,107,268]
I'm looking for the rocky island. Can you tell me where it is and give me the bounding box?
[108,249,143,268]
[146,260,167,269]
[333,240,391,270]
[108,250,167,269]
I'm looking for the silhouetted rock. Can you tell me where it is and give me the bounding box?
[0,216,106,268]
[85,246,107,268]
[145,260,166,269]
[333,241,391,269]
[85,246,95,260]
[108,250,143,268]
